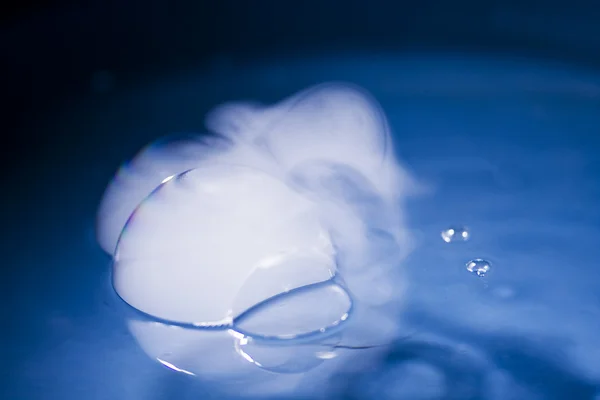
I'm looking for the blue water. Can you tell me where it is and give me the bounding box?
[8,53,600,399]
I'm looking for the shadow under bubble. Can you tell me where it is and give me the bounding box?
[335,338,487,400]
[335,333,599,400]
[483,335,599,400]
[375,311,600,400]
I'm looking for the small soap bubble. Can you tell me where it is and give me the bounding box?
[441,226,469,243]
[466,259,491,277]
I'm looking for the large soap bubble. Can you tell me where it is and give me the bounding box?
[97,82,416,394]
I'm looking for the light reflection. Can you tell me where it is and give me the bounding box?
[156,358,196,376]
[316,351,338,360]
[161,175,175,184]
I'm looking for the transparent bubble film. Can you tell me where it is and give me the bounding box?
[97,83,417,383]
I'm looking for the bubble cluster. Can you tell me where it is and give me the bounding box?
[441,226,470,243]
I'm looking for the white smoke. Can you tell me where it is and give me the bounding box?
[96,82,418,396]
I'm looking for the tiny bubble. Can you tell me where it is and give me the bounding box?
[466,259,491,277]
[441,226,470,243]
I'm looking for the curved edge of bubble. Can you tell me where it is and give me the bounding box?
[232,278,354,342]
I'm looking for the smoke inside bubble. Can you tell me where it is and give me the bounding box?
[97,82,416,339]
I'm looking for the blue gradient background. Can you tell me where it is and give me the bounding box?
[3,1,600,399]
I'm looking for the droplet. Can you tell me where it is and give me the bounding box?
[441,226,470,243]
[466,259,491,277]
